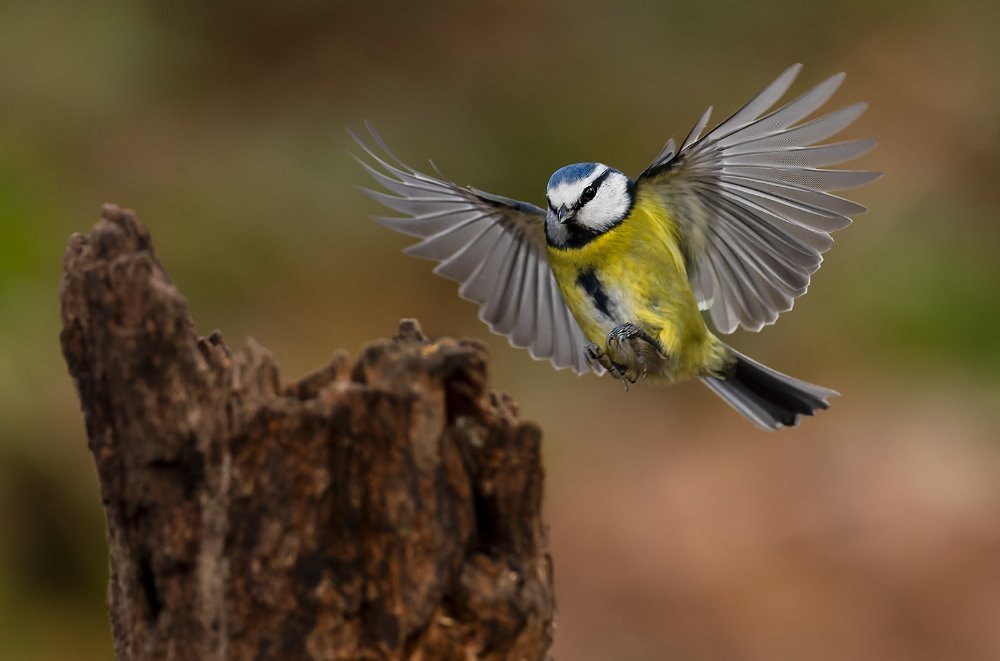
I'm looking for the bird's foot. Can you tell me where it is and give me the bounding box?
[607,322,665,383]
[606,322,660,354]
[584,342,637,391]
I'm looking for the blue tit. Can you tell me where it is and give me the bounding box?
[353,64,878,430]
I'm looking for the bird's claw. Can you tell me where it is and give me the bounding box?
[585,342,641,391]
[637,352,649,381]
[584,342,635,391]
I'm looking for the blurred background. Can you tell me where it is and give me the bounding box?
[2,1,999,659]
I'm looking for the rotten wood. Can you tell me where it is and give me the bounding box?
[59,204,554,660]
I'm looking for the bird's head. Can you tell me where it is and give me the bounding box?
[545,163,634,246]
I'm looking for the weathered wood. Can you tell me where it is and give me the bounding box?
[59,204,554,660]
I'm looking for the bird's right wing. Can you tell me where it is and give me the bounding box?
[352,125,596,374]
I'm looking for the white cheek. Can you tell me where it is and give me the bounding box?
[577,177,630,231]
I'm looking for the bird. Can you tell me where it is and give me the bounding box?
[352,64,878,430]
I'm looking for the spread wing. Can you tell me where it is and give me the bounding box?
[352,125,595,374]
[636,64,879,334]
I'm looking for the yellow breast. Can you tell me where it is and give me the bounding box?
[546,190,726,379]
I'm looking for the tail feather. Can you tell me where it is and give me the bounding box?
[701,347,838,430]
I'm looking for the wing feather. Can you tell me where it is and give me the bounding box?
[404,212,499,261]
[725,138,877,166]
[721,165,880,192]
[720,103,869,152]
[704,222,768,326]
[531,257,555,359]
[637,66,878,333]
[434,221,504,281]
[372,208,481,238]
[702,64,803,143]
[710,214,802,299]
[492,240,528,335]
[548,277,575,368]
[459,230,516,302]
[707,72,845,146]
[353,125,594,372]
[511,248,538,347]
[680,106,713,152]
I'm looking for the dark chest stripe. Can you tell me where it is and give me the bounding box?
[576,268,614,319]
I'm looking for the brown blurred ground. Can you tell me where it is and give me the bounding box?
[1,1,999,659]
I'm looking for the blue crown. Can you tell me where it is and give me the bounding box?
[547,163,599,190]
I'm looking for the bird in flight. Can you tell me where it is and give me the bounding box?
[353,64,878,430]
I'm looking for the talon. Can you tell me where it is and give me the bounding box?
[585,342,631,386]
[635,352,648,381]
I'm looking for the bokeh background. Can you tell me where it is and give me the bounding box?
[2,1,999,659]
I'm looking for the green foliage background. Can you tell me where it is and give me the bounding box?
[2,1,999,659]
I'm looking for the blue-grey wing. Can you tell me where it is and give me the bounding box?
[636,64,879,334]
[352,125,595,374]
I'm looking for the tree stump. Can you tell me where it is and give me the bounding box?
[58,204,555,660]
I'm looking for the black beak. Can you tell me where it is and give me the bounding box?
[557,205,575,224]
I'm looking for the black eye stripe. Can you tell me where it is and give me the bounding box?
[578,169,612,209]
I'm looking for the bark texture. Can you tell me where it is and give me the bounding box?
[59,204,554,660]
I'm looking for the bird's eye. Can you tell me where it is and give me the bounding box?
[582,185,596,202]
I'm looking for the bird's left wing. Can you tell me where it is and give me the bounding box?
[636,64,879,334]
[352,126,596,374]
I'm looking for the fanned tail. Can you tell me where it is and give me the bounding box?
[701,346,837,430]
